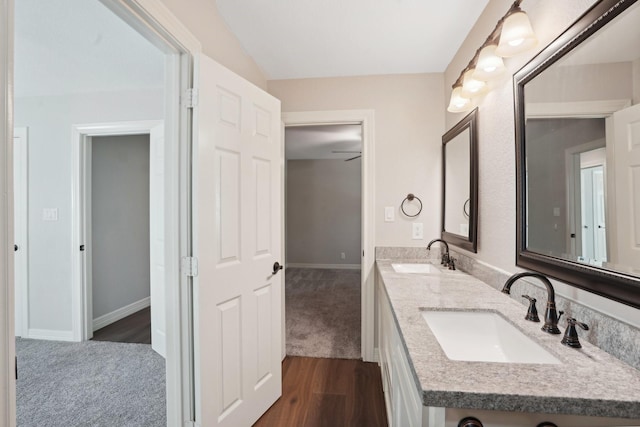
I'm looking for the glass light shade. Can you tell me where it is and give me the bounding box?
[447,86,473,113]
[460,68,488,98]
[495,10,537,57]
[472,44,505,80]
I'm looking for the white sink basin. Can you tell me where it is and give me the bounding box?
[392,263,441,274]
[422,310,560,364]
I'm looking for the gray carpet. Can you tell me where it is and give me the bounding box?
[16,338,166,427]
[285,267,361,359]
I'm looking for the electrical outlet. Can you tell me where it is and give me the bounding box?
[412,223,424,240]
[340,252,346,260]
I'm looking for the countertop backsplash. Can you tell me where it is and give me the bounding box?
[375,247,640,371]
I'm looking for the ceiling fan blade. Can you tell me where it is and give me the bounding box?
[345,155,362,161]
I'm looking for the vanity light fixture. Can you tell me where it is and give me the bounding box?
[447,0,536,113]
[447,84,473,113]
[460,68,488,98]
[473,43,505,80]
[495,6,538,57]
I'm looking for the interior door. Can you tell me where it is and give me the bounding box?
[13,128,28,337]
[194,55,283,426]
[149,123,166,357]
[611,103,640,271]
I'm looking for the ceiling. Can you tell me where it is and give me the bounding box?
[286,124,362,160]
[14,0,164,98]
[216,0,490,80]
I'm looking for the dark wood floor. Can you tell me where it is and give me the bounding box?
[91,307,151,344]
[254,356,388,427]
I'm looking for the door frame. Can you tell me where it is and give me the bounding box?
[12,127,28,338]
[282,110,376,362]
[71,120,162,341]
[528,99,629,267]
[0,0,203,425]
[564,140,606,259]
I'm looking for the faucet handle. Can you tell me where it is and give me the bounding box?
[561,317,589,348]
[448,258,456,270]
[441,252,450,266]
[521,295,540,322]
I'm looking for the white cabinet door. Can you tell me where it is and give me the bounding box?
[194,55,283,427]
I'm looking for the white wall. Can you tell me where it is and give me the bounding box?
[444,0,640,327]
[269,73,445,248]
[14,89,163,335]
[286,159,361,266]
[91,134,150,320]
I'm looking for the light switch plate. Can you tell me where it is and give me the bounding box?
[385,207,395,222]
[412,222,424,240]
[42,208,58,221]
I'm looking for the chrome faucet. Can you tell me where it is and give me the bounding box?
[427,239,450,267]
[502,272,563,334]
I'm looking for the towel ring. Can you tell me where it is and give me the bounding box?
[401,193,423,217]
[463,199,470,220]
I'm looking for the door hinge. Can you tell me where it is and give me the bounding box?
[183,421,199,427]
[182,256,199,277]
[182,88,199,108]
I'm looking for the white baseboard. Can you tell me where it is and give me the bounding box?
[286,263,360,270]
[93,296,150,331]
[27,329,75,341]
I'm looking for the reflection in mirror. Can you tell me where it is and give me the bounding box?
[445,128,471,236]
[442,108,478,253]
[515,0,640,307]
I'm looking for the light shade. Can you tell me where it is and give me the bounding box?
[460,68,488,99]
[447,86,473,113]
[496,10,537,57]
[472,43,505,80]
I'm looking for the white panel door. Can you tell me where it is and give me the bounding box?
[194,55,282,427]
[611,103,640,271]
[149,123,166,357]
[13,128,28,337]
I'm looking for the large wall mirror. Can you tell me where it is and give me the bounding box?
[514,0,640,308]
[442,108,478,253]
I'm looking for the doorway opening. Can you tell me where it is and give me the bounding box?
[71,121,166,357]
[282,109,376,362]
[10,0,194,424]
[284,123,363,359]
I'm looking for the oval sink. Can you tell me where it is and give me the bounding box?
[422,310,560,364]
[392,263,442,274]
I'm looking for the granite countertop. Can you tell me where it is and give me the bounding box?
[376,259,640,419]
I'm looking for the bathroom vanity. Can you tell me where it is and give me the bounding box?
[376,258,640,427]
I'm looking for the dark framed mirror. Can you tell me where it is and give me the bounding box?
[514,0,640,308]
[442,108,478,253]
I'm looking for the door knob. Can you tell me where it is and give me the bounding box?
[272,262,283,274]
[14,244,18,252]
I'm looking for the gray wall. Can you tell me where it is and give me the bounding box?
[526,118,605,256]
[91,134,150,319]
[286,159,361,266]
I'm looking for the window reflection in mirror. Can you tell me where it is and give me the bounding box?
[519,0,640,285]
